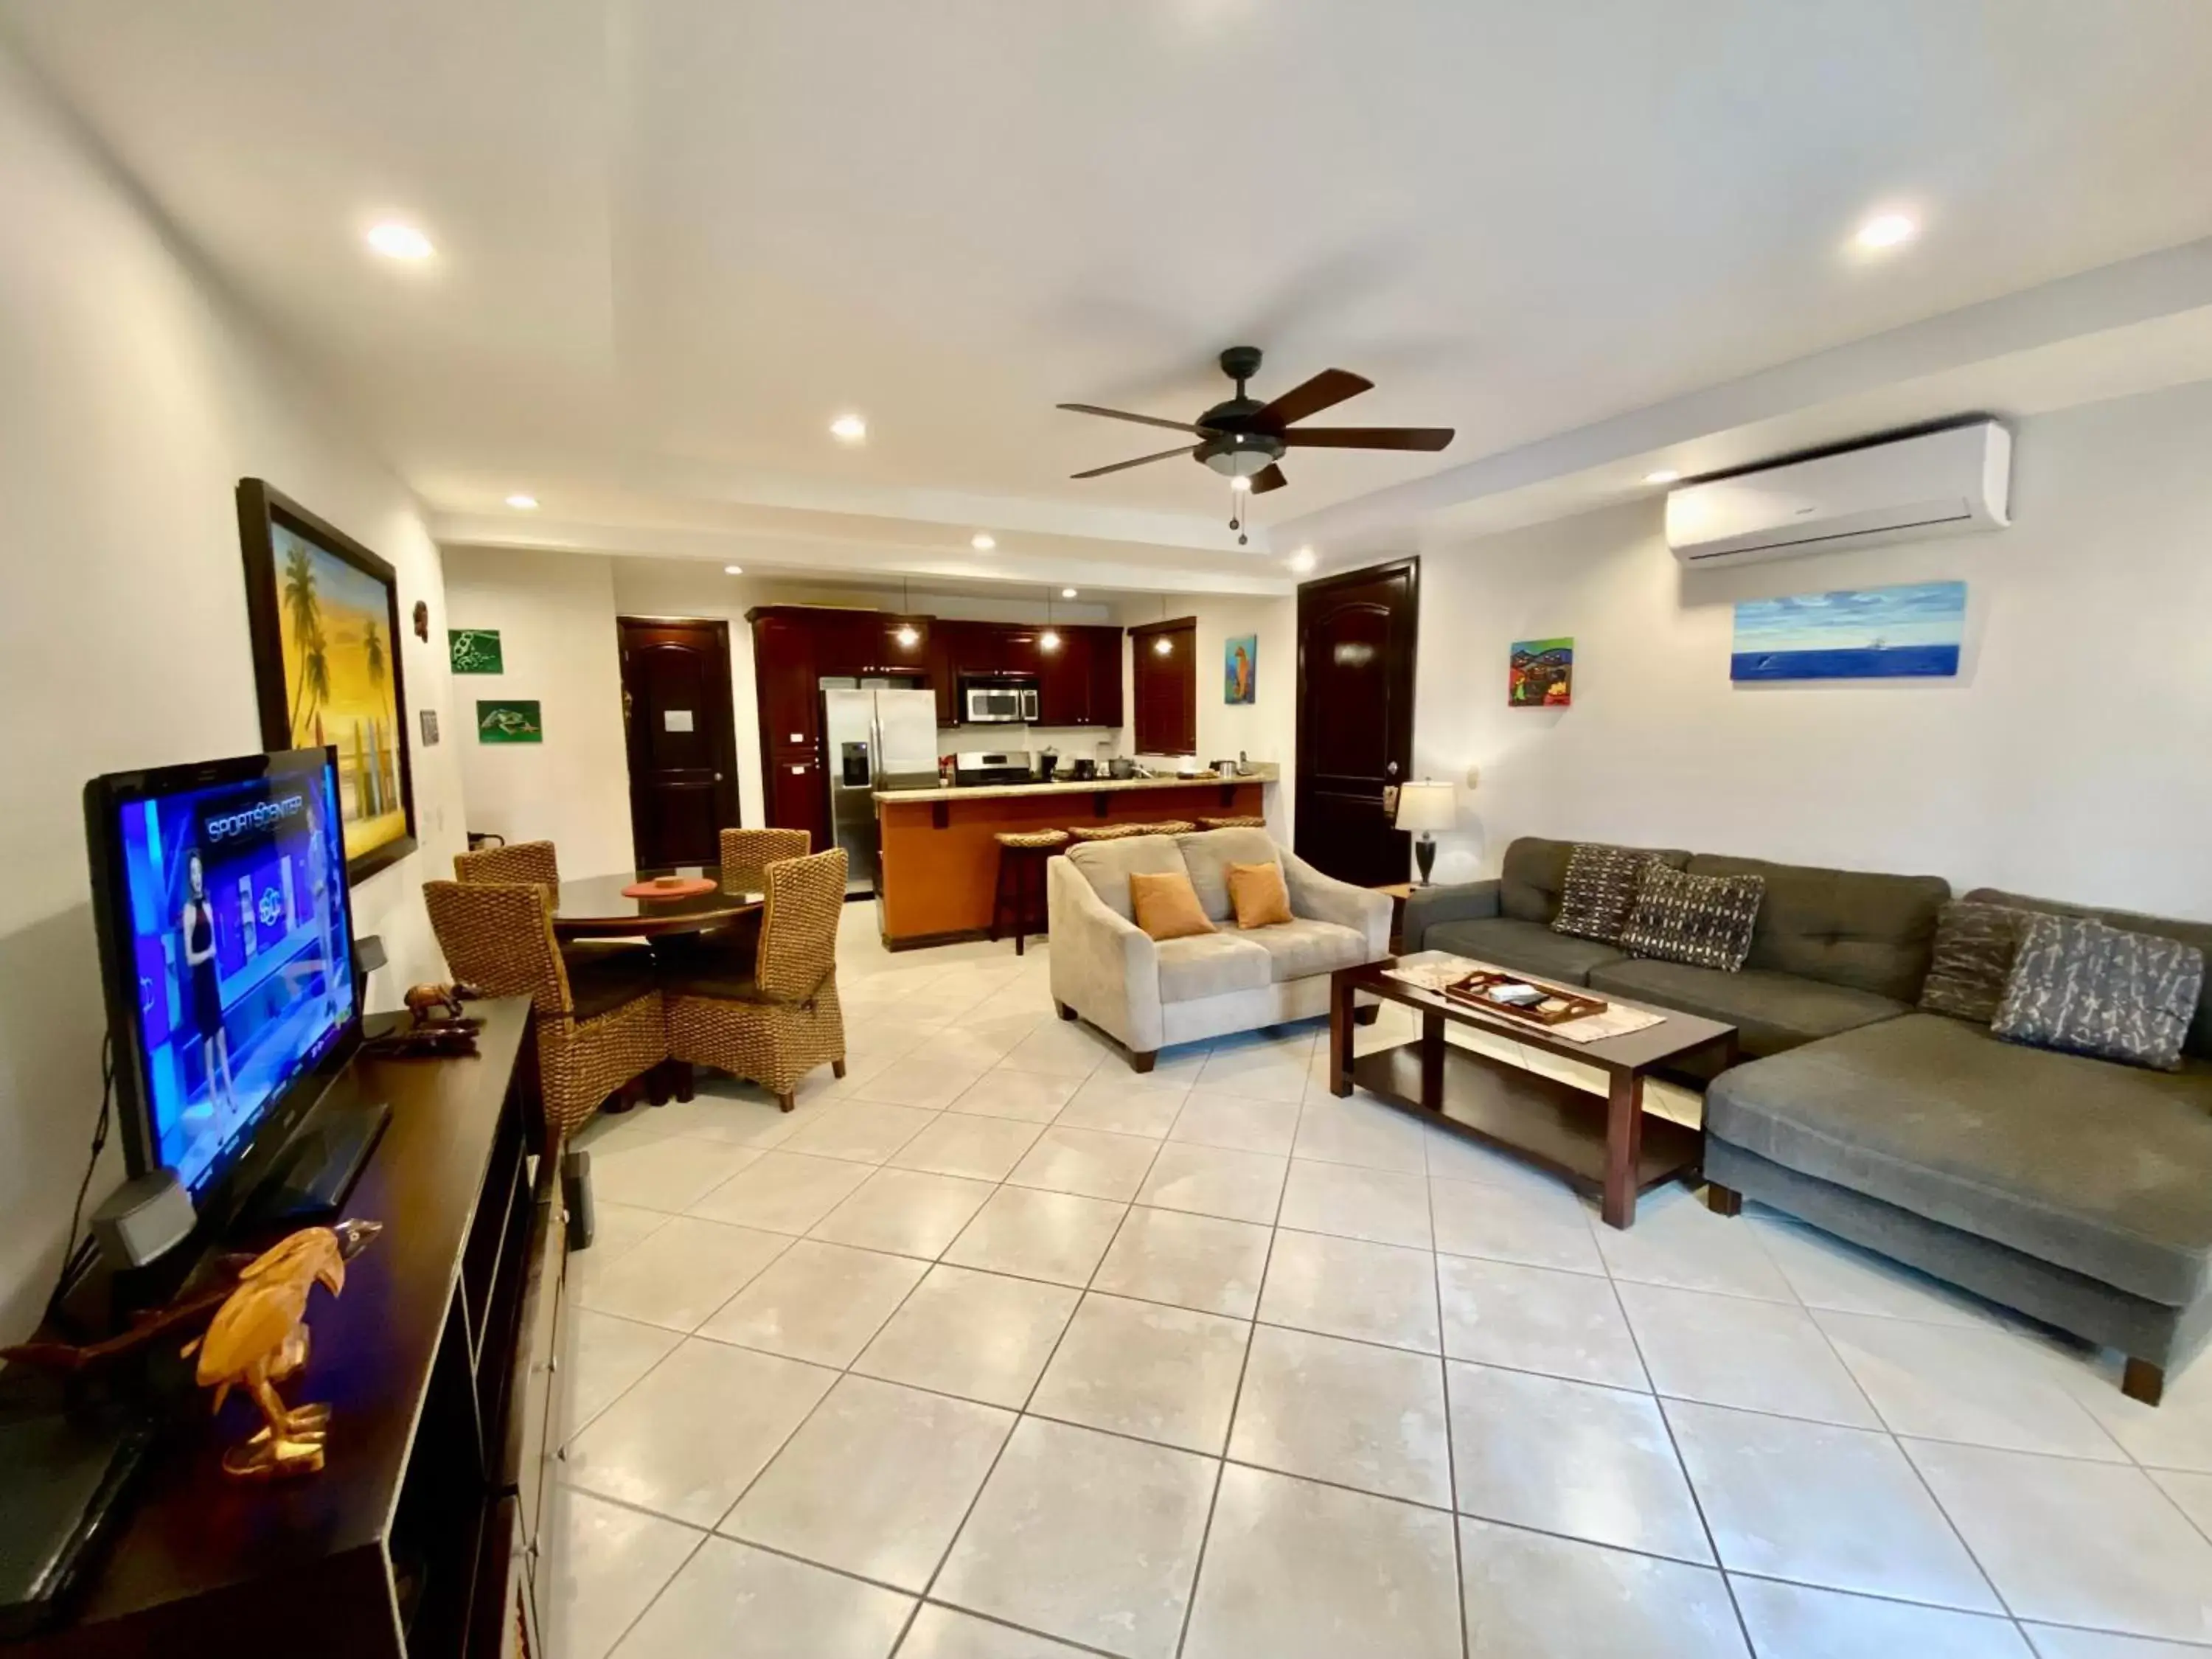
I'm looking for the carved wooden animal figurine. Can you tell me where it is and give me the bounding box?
[403,981,481,1026]
[181,1218,383,1480]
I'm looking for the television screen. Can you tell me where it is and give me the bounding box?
[91,749,355,1200]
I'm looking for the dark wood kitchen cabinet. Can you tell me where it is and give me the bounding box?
[751,611,821,753]
[1085,625,1125,726]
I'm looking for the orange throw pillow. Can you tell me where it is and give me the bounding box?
[1228,860,1293,929]
[1130,870,1217,941]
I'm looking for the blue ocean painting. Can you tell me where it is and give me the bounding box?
[1731,580,1966,682]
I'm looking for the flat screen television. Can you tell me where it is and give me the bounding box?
[84,747,367,1228]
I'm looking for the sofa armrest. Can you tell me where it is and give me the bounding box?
[1402,880,1500,953]
[1047,857,1164,1053]
[1281,851,1393,959]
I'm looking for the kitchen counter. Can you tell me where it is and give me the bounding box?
[874,763,1278,805]
[872,772,1272,947]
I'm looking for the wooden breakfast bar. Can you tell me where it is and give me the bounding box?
[874,771,1271,947]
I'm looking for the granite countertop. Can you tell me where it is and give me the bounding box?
[875,763,1278,805]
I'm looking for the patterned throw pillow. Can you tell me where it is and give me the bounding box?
[1992,914,2205,1072]
[1619,866,1764,972]
[1919,900,2033,1023]
[1552,844,1658,944]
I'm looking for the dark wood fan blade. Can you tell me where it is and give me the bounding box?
[1256,368,1373,428]
[1057,403,1216,435]
[1249,464,1288,494]
[1284,426,1455,451]
[1070,443,1199,479]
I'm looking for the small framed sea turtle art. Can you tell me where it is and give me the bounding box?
[476,700,543,743]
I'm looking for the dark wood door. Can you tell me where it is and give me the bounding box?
[1295,560,1419,886]
[619,617,742,867]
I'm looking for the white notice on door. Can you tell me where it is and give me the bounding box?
[663,709,695,732]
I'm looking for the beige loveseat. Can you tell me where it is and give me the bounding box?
[1046,827,1391,1071]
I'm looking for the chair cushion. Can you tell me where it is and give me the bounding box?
[1228,861,1293,930]
[1587,958,1910,1059]
[1619,866,1764,971]
[568,947,664,1019]
[1176,827,1283,922]
[1498,836,1691,925]
[1065,836,1191,921]
[1237,919,1369,984]
[1968,887,2212,1062]
[1686,853,1950,1001]
[1992,914,2204,1073]
[1425,917,1630,986]
[1131,871,1216,942]
[1155,932,1273,1001]
[1705,1012,2212,1305]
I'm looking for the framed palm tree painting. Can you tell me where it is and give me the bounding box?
[237,479,417,883]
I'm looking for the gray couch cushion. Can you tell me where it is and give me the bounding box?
[1237,919,1368,984]
[1686,853,1949,1001]
[1992,914,2205,1073]
[1066,835,1190,922]
[1425,917,1630,987]
[1588,958,1909,1059]
[1500,837,1690,925]
[1176,827,1282,923]
[1706,1012,2212,1306]
[1919,900,2034,1023]
[1155,932,1273,1001]
[1969,888,2212,1062]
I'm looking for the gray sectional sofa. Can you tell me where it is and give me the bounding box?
[1405,838,2212,1404]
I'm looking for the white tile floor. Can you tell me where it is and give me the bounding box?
[546,908,2212,1659]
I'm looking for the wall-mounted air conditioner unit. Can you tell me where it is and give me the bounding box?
[1666,420,2011,568]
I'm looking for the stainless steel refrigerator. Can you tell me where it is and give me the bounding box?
[822,687,939,895]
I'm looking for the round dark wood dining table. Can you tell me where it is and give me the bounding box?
[549,866,766,939]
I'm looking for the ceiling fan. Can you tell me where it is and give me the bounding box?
[1057,344,1454,540]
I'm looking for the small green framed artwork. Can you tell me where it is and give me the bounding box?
[449,628,504,674]
[476,699,543,743]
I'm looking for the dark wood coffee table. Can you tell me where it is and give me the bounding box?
[1329,958,1738,1228]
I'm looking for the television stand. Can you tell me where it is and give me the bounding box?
[233,1097,391,1231]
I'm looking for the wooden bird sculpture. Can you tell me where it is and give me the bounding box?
[181,1217,383,1480]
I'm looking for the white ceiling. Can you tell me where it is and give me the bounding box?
[10,0,2212,589]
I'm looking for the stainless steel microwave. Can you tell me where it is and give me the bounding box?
[960,678,1038,724]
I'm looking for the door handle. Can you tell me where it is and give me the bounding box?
[1385,761,1400,776]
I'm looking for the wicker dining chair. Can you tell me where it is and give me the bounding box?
[661,847,848,1111]
[423,880,669,1147]
[717,827,813,889]
[453,838,560,891]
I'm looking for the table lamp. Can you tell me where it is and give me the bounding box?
[1393,781,1456,886]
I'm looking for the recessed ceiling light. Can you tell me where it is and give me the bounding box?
[1287,548,1317,574]
[723,564,745,575]
[1854,212,1918,251]
[1642,470,1680,486]
[504,493,538,509]
[1060,587,1078,599]
[366,221,434,260]
[971,532,996,551]
[830,414,868,443]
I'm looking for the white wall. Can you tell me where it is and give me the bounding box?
[444,547,634,874]
[1411,379,2212,919]
[0,47,465,1336]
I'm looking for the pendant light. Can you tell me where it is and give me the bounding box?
[1153,594,1172,655]
[1040,585,1061,653]
[894,577,919,648]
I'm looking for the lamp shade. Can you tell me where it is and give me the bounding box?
[1393,781,1456,832]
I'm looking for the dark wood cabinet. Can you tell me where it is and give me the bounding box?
[751,612,820,752]
[1132,617,1197,754]
[1086,625,1126,727]
[747,604,1130,839]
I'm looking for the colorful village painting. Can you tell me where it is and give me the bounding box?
[1509,638,1573,706]
[273,523,409,866]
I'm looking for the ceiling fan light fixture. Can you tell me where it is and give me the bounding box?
[1205,445,1274,479]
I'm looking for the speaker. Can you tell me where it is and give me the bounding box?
[89,1171,195,1270]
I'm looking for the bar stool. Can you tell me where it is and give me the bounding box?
[1146,820,1199,835]
[990,829,1069,955]
[1065,823,1155,844]
[1197,815,1265,830]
